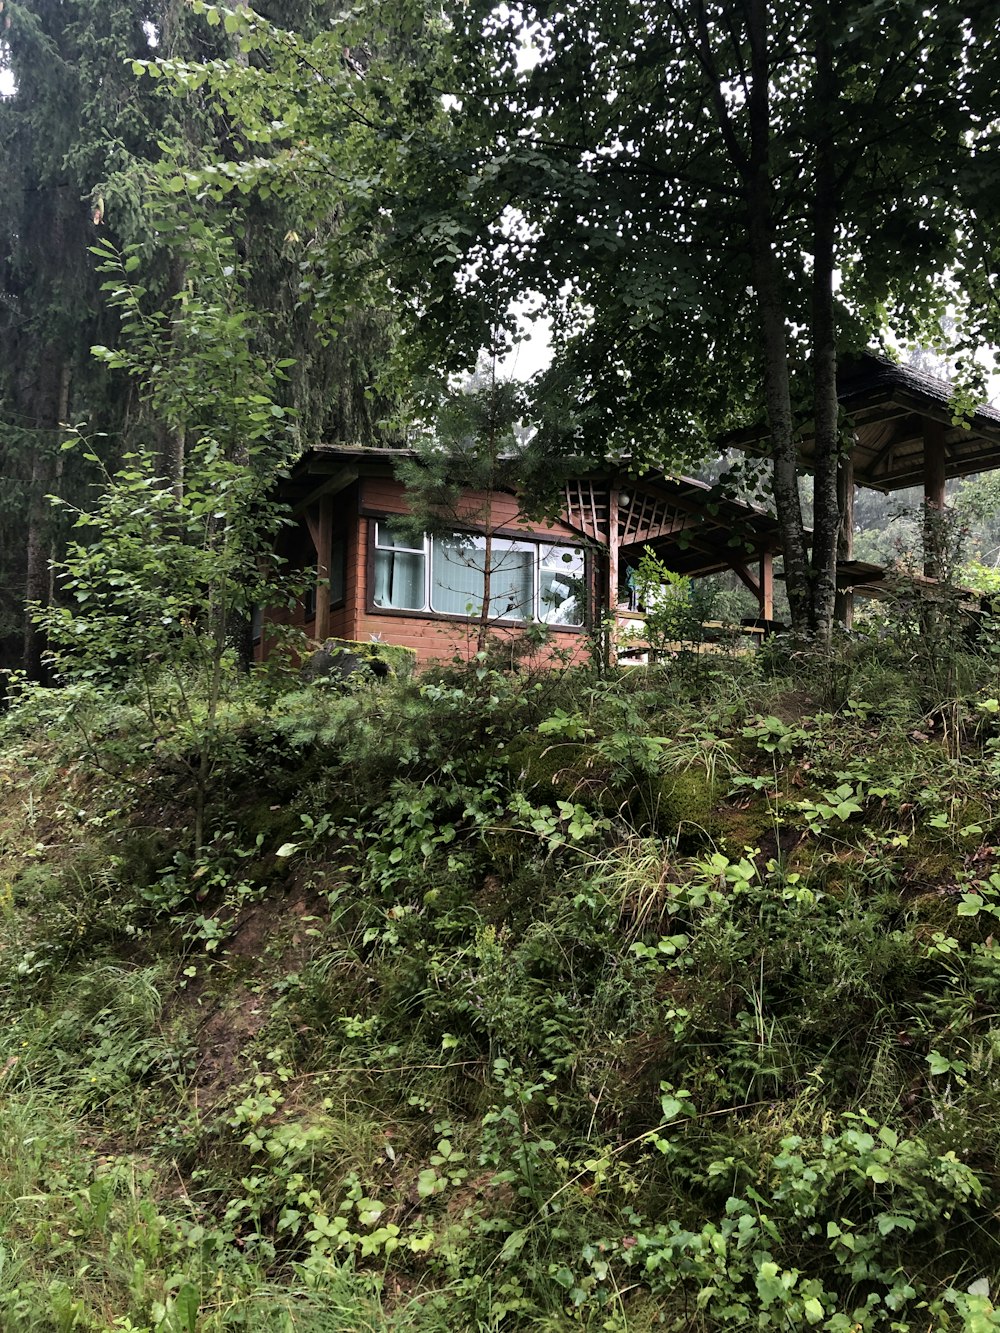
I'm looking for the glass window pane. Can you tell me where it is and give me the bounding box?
[375,521,424,553]
[539,544,585,575]
[488,545,533,622]
[431,535,485,616]
[539,546,585,625]
[374,548,425,609]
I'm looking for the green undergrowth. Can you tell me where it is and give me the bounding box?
[2,640,1000,1330]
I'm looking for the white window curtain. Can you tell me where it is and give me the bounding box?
[373,524,426,610]
[431,537,536,621]
[431,535,487,616]
[487,544,534,621]
[374,522,585,625]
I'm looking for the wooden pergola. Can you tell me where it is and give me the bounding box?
[563,469,784,627]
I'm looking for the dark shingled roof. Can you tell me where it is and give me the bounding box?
[728,354,1000,492]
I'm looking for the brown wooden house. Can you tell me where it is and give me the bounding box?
[261,446,783,667]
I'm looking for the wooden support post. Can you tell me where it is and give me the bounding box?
[732,561,761,601]
[315,493,333,643]
[834,452,855,628]
[923,418,947,578]
[760,552,774,621]
[303,507,321,553]
[605,486,620,665]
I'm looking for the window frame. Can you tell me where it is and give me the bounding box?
[368,518,588,630]
[372,520,430,613]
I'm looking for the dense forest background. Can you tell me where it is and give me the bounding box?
[0,0,401,677]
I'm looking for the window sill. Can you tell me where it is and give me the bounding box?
[367,603,585,633]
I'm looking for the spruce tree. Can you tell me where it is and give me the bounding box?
[0,0,401,679]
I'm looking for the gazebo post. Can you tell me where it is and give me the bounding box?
[605,485,620,665]
[834,452,855,628]
[922,419,947,578]
[759,552,774,620]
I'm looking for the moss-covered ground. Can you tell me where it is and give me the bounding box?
[2,640,1000,1330]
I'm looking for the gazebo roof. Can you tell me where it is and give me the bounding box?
[728,355,1000,492]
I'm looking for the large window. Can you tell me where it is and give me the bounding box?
[539,543,586,625]
[373,522,586,626]
[431,535,535,620]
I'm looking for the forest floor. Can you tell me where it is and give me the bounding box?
[1,635,1000,1331]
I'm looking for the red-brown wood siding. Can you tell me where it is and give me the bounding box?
[360,477,585,542]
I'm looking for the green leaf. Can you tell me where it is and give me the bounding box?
[957,894,983,916]
[173,1284,200,1333]
[876,1213,916,1235]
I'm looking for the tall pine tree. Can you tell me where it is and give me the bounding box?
[0,0,401,679]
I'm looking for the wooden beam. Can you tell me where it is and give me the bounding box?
[290,467,359,516]
[315,492,333,642]
[606,486,620,656]
[923,417,947,578]
[866,445,1000,491]
[619,513,703,548]
[732,562,761,601]
[303,506,321,553]
[846,402,924,428]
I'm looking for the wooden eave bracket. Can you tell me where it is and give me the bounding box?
[292,466,360,518]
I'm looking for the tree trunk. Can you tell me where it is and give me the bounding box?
[478,528,493,655]
[23,359,71,681]
[22,447,50,682]
[808,20,840,646]
[744,0,811,637]
[158,254,188,500]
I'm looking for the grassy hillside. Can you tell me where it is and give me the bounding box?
[2,639,1000,1331]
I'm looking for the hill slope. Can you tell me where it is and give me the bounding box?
[1,648,999,1331]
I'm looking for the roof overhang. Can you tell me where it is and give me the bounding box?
[279,447,785,576]
[726,356,1000,492]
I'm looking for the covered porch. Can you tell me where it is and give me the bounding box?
[562,470,784,651]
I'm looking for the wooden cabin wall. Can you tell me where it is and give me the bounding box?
[259,474,593,668]
[254,484,359,660]
[359,477,584,542]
